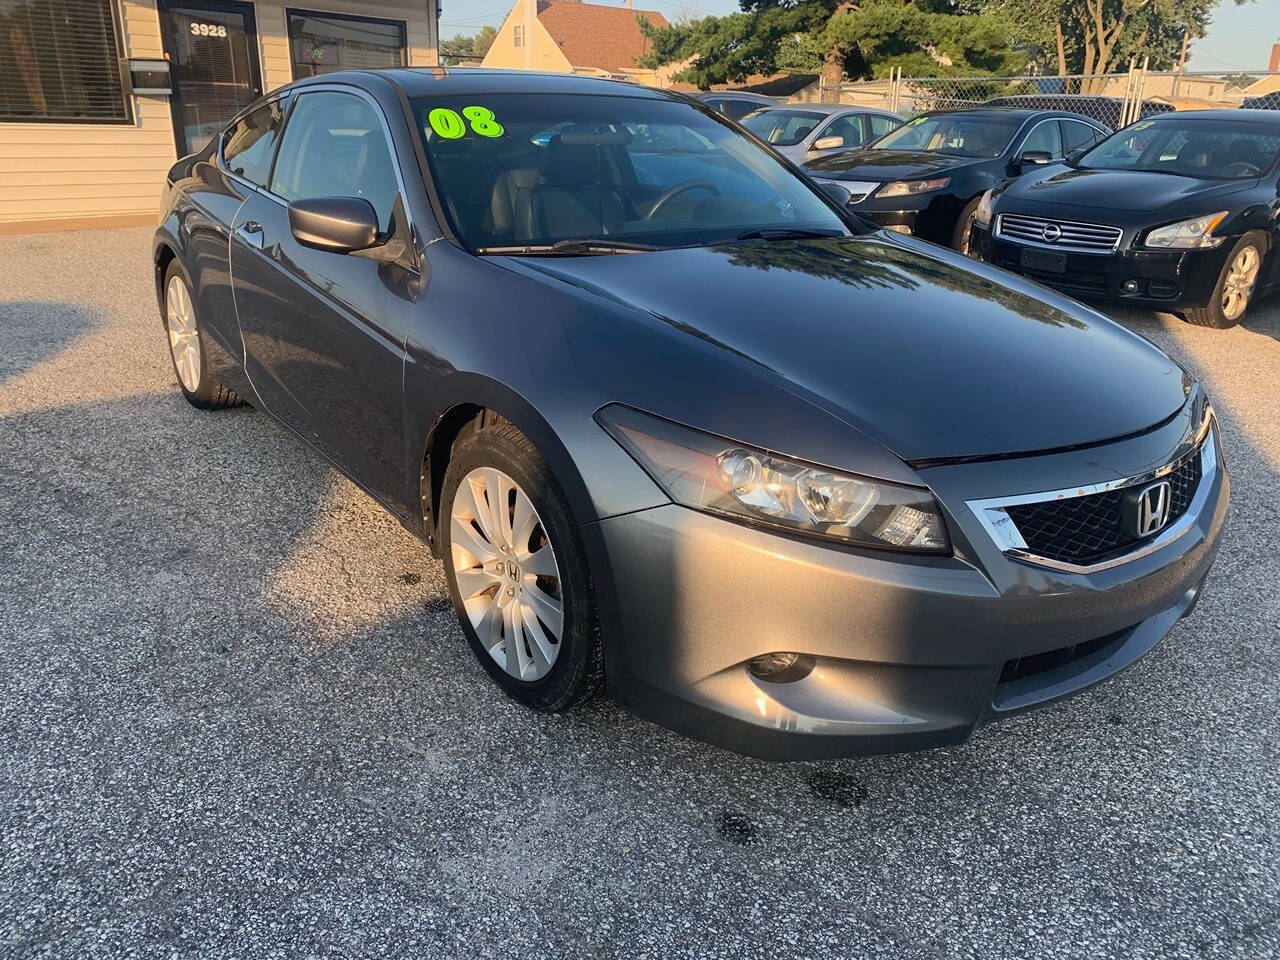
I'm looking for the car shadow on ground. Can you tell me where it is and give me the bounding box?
[0,302,103,387]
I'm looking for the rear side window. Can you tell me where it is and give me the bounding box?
[270,91,400,231]
[221,101,286,186]
[720,99,762,121]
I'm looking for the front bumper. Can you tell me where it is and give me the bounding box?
[970,221,1231,311]
[595,407,1229,761]
[834,190,964,247]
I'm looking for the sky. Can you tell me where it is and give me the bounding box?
[437,0,1280,73]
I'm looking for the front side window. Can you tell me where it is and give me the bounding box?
[740,109,825,146]
[870,113,1022,158]
[1079,120,1280,180]
[1020,120,1063,158]
[816,114,866,149]
[0,0,128,121]
[271,92,400,231]
[222,100,286,185]
[867,114,899,140]
[287,10,406,78]
[1061,120,1101,154]
[412,93,847,250]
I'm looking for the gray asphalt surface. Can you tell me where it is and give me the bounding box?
[1,227,1277,959]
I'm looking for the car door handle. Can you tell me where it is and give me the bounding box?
[236,221,264,249]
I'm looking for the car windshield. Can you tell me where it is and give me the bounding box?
[870,113,1023,158]
[411,93,847,251]
[740,109,826,146]
[1077,119,1280,180]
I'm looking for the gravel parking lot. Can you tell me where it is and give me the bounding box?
[1,227,1277,959]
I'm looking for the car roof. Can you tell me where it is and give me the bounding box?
[285,67,684,101]
[746,103,897,116]
[693,91,775,102]
[1140,108,1280,127]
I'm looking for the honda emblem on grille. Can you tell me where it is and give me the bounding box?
[1042,223,1062,243]
[1127,481,1173,538]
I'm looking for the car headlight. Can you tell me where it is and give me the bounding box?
[974,189,995,227]
[1143,211,1229,250]
[876,177,950,199]
[596,405,950,553]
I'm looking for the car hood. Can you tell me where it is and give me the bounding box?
[804,150,986,182]
[1002,165,1254,212]
[515,236,1188,463]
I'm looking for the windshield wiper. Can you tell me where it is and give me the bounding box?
[477,238,659,256]
[734,227,846,242]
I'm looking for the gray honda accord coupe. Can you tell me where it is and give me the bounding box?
[152,69,1228,760]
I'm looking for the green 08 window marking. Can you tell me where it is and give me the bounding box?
[427,105,505,139]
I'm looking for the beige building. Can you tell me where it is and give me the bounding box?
[480,0,672,85]
[0,0,439,233]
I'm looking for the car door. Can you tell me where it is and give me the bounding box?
[229,87,419,504]
[186,98,286,372]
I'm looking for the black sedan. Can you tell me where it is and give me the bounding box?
[152,69,1226,760]
[804,108,1110,251]
[971,110,1280,328]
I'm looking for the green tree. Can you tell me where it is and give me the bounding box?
[474,24,498,58]
[440,24,498,65]
[971,0,1253,82]
[638,0,1025,94]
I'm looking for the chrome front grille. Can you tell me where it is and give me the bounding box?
[965,410,1218,574]
[996,213,1123,252]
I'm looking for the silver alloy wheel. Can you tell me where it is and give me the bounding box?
[165,274,201,392]
[1222,245,1260,322]
[450,467,564,681]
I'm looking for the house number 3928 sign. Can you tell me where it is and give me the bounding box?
[190,22,229,37]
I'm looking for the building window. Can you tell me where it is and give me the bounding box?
[513,24,524,48]
[286,8,407,79]
[0,0,129,123]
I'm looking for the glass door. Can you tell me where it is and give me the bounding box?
[158,0,263,156]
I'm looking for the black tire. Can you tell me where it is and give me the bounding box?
[952,196,983,255]
[161,262,243,410]
[439,417,602,712]
[1183,231,1267,330]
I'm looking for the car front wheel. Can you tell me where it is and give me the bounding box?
[1184,232,1266,329]
[440,418,602,712]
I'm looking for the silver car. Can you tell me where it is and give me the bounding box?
[740,104,904,162]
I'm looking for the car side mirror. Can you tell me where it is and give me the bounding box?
[813,135,844,151]
[288,196,380,254]
[1019,150,1054,167]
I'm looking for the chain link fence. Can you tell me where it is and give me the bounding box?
[825,69,1280,130]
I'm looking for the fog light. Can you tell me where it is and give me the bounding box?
[747,652,816,683]
[1122,279,1141,294]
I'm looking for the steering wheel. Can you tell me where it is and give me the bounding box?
[646,179,722,219]
[1221,161,1262,177]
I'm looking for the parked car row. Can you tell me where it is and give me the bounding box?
[154,70,1231,761]
[719,93,1277,329]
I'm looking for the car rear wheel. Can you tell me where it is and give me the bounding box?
[953,196,983,255]
[1184,232,1266,329]
[440,418,602,712]
[162,263,243,409]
